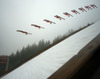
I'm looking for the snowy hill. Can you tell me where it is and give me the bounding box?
[1,21,100,79]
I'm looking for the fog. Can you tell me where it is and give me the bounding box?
[0,0,100,55]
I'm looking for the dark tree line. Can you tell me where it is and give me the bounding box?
[8,40,51,69]
[0,40,51,76]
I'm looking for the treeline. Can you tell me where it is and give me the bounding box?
[0,40,51,76]
[0,22,94,77]
[8,40,51,69]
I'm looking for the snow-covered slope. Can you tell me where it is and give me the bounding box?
[1,21,100,79]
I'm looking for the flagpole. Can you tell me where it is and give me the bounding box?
[5,57,9,71]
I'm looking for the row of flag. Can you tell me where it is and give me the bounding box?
[16,4,97,35]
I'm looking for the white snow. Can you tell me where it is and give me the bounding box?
[1,21,100,79]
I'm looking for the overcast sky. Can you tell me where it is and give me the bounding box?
[0,0,100,55]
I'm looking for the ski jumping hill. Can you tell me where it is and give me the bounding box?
[1,21,100,79]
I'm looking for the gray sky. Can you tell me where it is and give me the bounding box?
[0,0,100,55]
